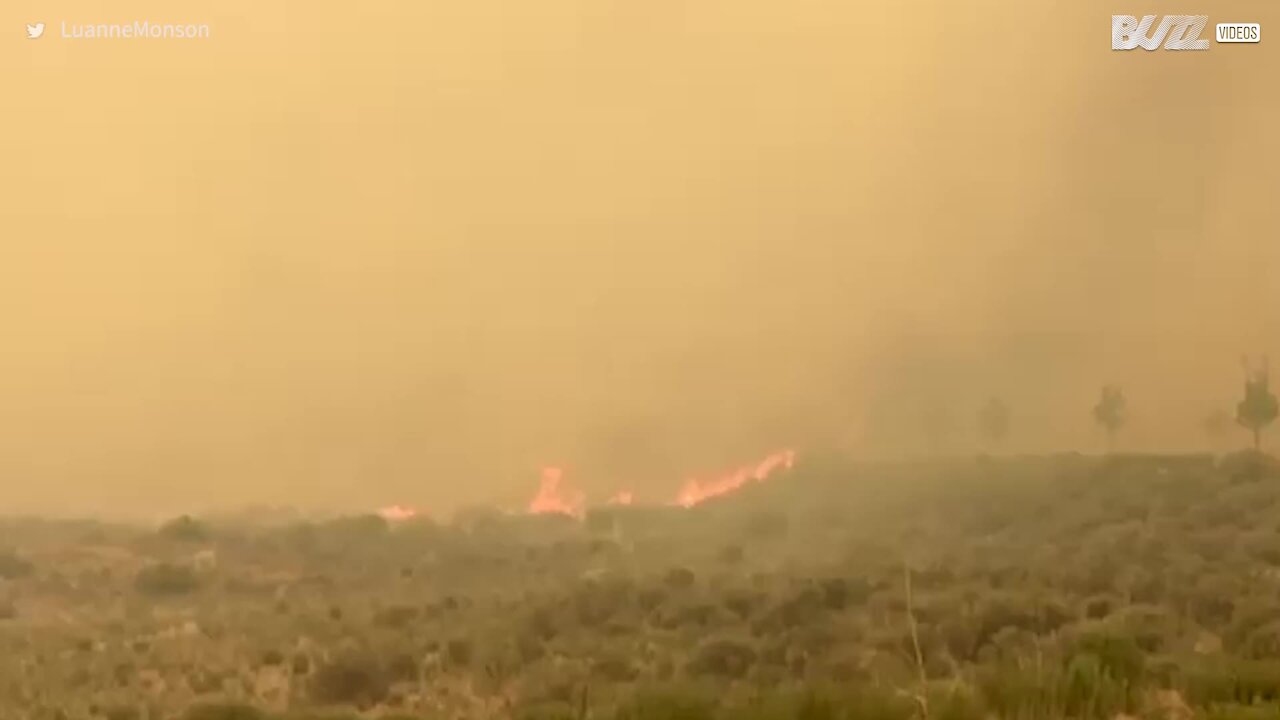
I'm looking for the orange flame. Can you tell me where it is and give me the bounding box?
[526,450,797,518]
[528,466,586,518]
[376,505,418,521]
[673,449,796,508]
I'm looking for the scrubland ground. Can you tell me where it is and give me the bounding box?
[4,451,1280,720]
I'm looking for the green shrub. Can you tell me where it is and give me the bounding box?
[134,562,200,596]
[928,686,987,720]
[1203,703,1280,720]
[1243,621,1280,660]
[733,684,917,720]
[385,652,419,682]
[592,653,639,682]
[615,686,716,720]
[573,578,633,627]
[0,551,34,579]
[1230,660,1280,703]
[1072,627,1146,685]
[1062,651,1135,718]
[664,567,696,590]
[516,701,578,720]
[445,638,472,667]
[717,544,745,565]
[159,515,210,542]
[310,654,389,707]
[1180,658,1280,706]
[722,589,763,620]
[373,604,419,629]
[686,638,757,679]
[976,665,1061,719]
[182,704,266,720]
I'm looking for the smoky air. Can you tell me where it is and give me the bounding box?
[1,0,1276,717]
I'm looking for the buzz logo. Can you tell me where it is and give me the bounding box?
[1112,15,1210,50]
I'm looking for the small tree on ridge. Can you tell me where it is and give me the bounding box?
[1237,356,1279,451]
[1093,385,1126,453]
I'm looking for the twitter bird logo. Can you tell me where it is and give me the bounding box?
[26,22,45,39]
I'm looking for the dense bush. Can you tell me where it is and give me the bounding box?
[615,687,717,720]
[134,562,200,596]
[310,654,390,706]
[372,604,419,629]
[686,638,757,679]
[158,515,210,542]
[181,704,265,720]
[0,550,34,579]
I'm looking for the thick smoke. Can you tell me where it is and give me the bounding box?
[0,0,1275,516]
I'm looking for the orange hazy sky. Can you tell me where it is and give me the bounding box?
[1,0,1277,516]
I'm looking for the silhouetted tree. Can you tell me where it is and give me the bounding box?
[1093,386,1127,452]
[1237,357,1279,451]
[979,397,1010,449]
[158,515,209,543]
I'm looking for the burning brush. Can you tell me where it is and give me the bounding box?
[525,449,796,518]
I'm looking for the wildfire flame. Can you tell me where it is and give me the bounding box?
[376,504,418,521]
[527,466,586,518]
[524,449,797,517]
[380,450,797,523]
[673,449,796,508]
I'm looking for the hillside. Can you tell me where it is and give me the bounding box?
[3,452,1280,719]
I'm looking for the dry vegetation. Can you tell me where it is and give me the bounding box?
[5,451,1280,719]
